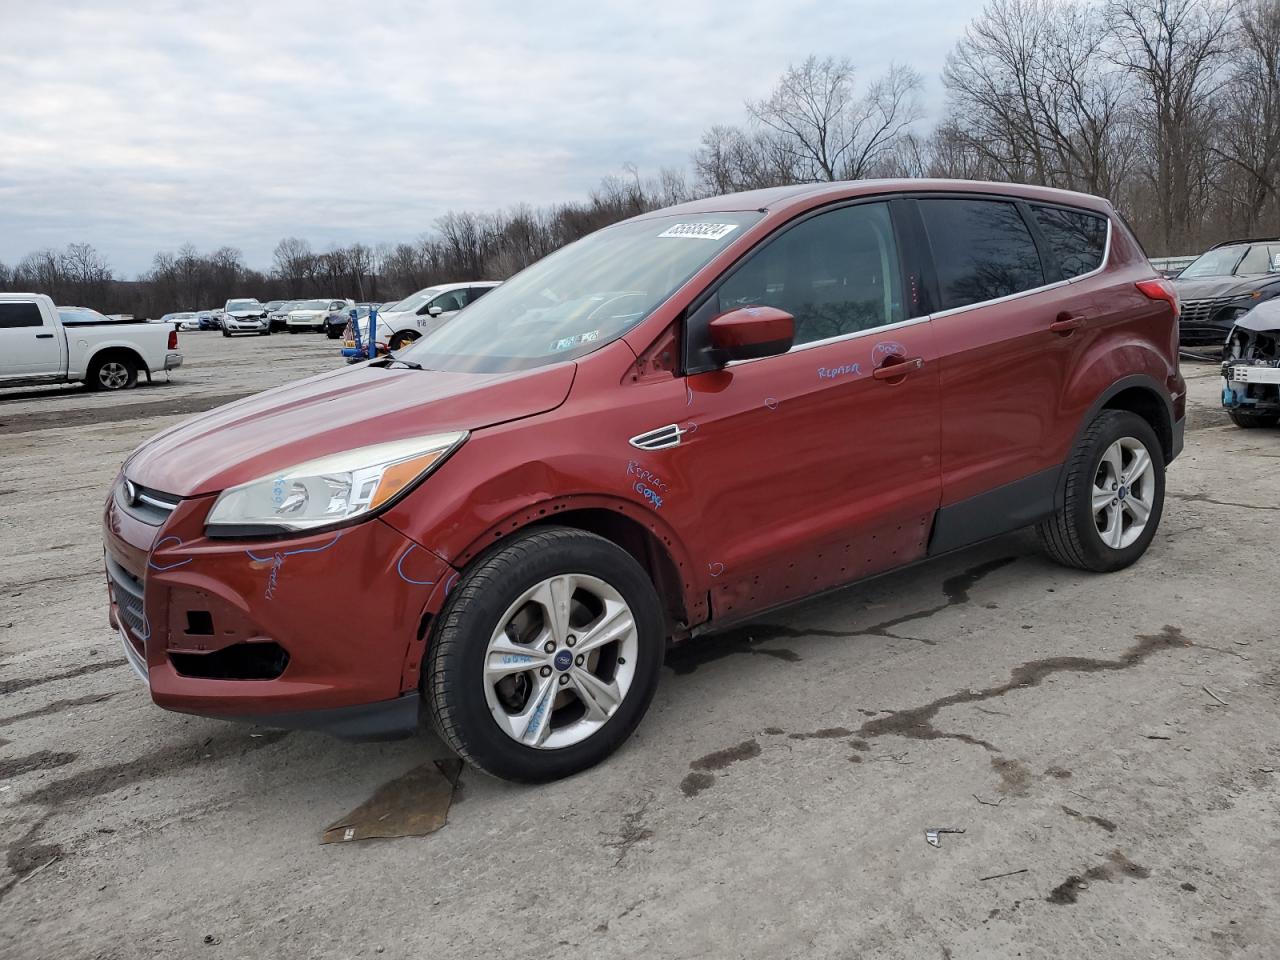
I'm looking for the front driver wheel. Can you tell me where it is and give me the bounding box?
[1037,410,1165,572]
[426,527,664,782]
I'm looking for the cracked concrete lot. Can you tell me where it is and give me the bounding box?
[1,336,1278,959]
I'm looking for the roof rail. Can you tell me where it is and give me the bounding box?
[1208,236,1280,249]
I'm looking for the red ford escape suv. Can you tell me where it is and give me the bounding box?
[104,180,1185,782]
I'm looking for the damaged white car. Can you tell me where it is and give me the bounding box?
[1222,298,1280,428]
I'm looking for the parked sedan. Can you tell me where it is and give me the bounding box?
[267,301,299,331]
[196,311,221,331]
[287,299,353,333]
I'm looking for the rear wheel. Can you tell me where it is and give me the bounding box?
[87,354,138,391]
[1228,410,1279,429]
[426,527,664,782]
[388,330,419,352]
[1037,410,1165,572]
[326,326,341,339]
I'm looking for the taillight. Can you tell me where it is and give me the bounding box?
[168,329,179,350]
[1136,277,1180,320]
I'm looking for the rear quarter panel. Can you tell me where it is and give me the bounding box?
[1050,219,1180,464]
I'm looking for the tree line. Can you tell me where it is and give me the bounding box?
[2,0,1275,317]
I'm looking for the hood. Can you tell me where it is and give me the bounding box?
[1236,298,1280,334]
[124,361,577,497]
[1173,275,1278,301]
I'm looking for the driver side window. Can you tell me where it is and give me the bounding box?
[701,202,904,356]
[431,290,467,313]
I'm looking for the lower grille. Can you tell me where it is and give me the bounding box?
[106,553,149,678]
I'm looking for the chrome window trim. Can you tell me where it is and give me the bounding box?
[724,314,931,368]
[927,212,1112,323]
[704,197,1112,370]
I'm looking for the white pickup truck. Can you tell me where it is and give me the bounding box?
[0,293,183,391]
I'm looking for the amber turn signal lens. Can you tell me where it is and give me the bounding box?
[369,452,445,510]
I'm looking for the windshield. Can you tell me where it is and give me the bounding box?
[1180,246,1247,279]
[386,288,442,314]
[226,300,260,310]
[400,212,762,373]
[296,300,329,310]
[57,307,108,324]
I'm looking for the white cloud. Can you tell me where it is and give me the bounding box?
[0,0,982,274]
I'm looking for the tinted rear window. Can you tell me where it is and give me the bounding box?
[0,302,44,328]
[919,199,1045,310]
[1031,205,1108,279]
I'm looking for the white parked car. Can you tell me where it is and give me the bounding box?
[221,298,271,336]
[377,282,499,350]
[1,293,182,390]
[286,298,353,333]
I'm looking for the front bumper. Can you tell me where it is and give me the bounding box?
[1222,362,1280,413]
[103,484,455,738]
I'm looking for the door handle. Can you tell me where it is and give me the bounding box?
[1049,315,1085,334]
[872,357,924,381]
[35,333,53,339]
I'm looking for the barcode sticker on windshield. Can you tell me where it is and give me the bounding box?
[657,223,739,240]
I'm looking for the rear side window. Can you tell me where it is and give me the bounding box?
[1031,205,1108,279]
[919,199,1045,310]
[0,302,44,328]
[712,202,904,347]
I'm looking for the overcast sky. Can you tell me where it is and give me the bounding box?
[0,0,981,276]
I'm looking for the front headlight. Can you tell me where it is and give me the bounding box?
[205,432,466,535]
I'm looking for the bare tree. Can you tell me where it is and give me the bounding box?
[1107,0,1236,253]
[747,56,924,182]
[942,0,1137,194]
[1212,0,1280,232]
[272,237,314,296]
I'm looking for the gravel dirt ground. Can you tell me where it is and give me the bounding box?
[0,335,1277,959]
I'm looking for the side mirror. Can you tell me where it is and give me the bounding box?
[707,306,794,364]
[426,304,444,317]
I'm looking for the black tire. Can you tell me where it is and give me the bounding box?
[221,328,231,338]
[1228,410,1279,429]
[86,353,138,391]
[426,527,664,783]
[259,328,271,337]
[388,331,418,352]
[325,327,341,340]
[1037,410,1165,572]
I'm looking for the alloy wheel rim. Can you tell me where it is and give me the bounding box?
[1092,436,1155,550]
[482,573,638,750]
[100,362,128,388]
